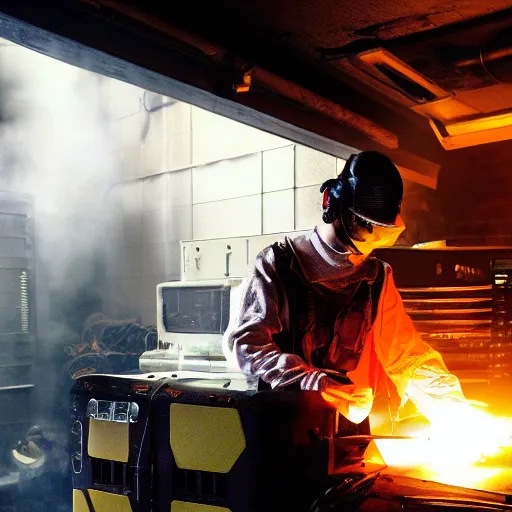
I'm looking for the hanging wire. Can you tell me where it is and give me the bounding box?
[479,43,503,84]
[142,90,177,113]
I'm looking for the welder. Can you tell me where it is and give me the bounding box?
[228,151,482,435]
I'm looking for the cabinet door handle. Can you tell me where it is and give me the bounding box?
[182,246,187,275]
[225,249,232,277]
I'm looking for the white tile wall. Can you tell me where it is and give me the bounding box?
[122,145,142,181]
[140,244,181,305]
[295,145,337,187]
[118,277,144,311]
[263,145,295,192]
[192,126,237,164]
[193,194,262,239]
[295,185,323,230]
[107,125,123,152]
[192,107,235,133]
[109,79,142,120]
[241,127,289,157]
[164,241,182,279]
[142,209,167,245]
[106,244,122,279]
[107,149,124,183]
[106,187,123,219]
[141,109,167,176]
[119,245,143,278]
[192,107,289,164]
[0,37,17,46]
[167,130,192,169]
[181,238,248,280]
[263,189,294,234]
[168,169,192,207]
[166,102,192,136]
[104,215,123,247]
[120,113,143,149]
[192,153,262,204]
[167,205,193,242]
[143,174,169,212]
[103,86,360,324]
[336,157,347,176]
[255,130,291,153]
[142,243,167,278]
[123,213,143,247]
[142,275,164,315]
[120,182,143,215]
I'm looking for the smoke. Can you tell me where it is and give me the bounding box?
[0,42,122,333]
[0,40,124,509]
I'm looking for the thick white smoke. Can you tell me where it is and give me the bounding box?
[0,41,124,505]
[0,41,121,294]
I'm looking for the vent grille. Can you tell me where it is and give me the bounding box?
[490,263,512,376]
[355,49,446,105]
[374,63,438,103]
[91,458,132,492]
[402,285,493,372]
[20,270,29,333]
[175,469,227,502]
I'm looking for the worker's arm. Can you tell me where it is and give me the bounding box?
[372,265,466,419]
[229,246,328,391]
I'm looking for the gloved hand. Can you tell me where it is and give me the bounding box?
[321,383,373,424]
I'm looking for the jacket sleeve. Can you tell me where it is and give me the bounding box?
[372,265,466,418]
[229,247,328,391]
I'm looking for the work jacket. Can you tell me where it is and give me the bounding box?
[228,228,465,424]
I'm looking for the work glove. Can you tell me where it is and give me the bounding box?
[321,383,373,424]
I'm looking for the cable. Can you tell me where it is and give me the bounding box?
[142,90,177,113]
[480,44,503,84]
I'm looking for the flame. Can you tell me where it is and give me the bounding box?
[371,404,512,489]
[412,406,511,465]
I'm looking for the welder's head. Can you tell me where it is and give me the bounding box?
[320,151,405,255]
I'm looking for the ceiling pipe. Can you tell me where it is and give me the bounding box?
[455,28,512,83]
[79,0,227,60]
[81,0,398,149]
[247,68,399,149]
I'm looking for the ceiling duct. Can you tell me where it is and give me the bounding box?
[352,48,512,150]
[353,49,448,105]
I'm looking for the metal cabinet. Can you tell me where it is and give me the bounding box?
[181,238,248,281]
[181,231,310,281]
[0,191,35,467]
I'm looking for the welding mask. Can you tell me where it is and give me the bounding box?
[321,151,405,255]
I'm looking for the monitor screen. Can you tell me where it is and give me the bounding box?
[161,286,230,334]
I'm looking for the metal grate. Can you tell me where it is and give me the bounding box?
[176,469,227,501]
[91,458,132,491]
[401,285,493,372]
[20,270,29,333]
[490,260,512,377]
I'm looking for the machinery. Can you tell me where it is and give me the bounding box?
[139,279,242,374]
[70,231,512,511]
[70,370,512,512]
[0,191,35,508]
[139,233,512,385]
